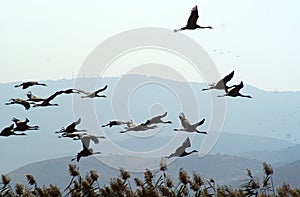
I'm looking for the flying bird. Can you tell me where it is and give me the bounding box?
[218,81,252,98]
[71,135,105,162]
[12,117,39,131]
[5,98,31,110]
[202,71,236,92]
[174,6,213,32]
[14,81,47,89]
[142,112,172,126]
[173,113,207,134]
[56,118,86,136]
[76,85,108,98]
[101,120,128,128]
[120,120,157,133]
[166,137,198,159]
[32,90,64,107]
[0,124,26,137]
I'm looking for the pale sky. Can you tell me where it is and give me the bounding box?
[1,0,299,91]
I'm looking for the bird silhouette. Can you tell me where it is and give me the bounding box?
[76,85,108,98]
[166,137,198,159]
[32,90,64,107]
[141,112,172,126]
[58,132,87,140]
[14,81,47,89]
[12,117,39,131]
[173,113,207,134]
[218,81,252,98]
[56,118,86,136]
[5,98,31,110]
[0,124,26,137]
[71,135,105,162]
[202,71,236,92]
[26,91,46,102]
[174,6,213,32]
[120,120,157,133]
[101,120,128,128]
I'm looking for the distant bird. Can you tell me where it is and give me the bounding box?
[26,91,46,102]
[0,124,26,137]
[101,120,128,128]
[12,117,39,131]
[218,81,252,98]
[56,118,86,135]
[173,113,207,134]
[76,85,108,98]
[120,120,157,133]
[5,98,31,110]
[32,90,64,107]
[14,81,47,89]
[174,6,213,32]
[166,137,198,159]
[142,112,172,126]
[71,135,105,162]
[202,71,235,92]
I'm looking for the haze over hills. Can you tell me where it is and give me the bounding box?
[1,75,299,175]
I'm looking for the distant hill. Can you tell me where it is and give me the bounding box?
[7,154,299,190]
[240,144,300,166]
[274,160,300,188]
[7,154,262,189]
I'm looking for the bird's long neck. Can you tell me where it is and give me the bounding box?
[181,150,198,157]
[197,25,213,29]
[239,94,252,98]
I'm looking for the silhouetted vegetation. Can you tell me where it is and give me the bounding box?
[1,160,299,197]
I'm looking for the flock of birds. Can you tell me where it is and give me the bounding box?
[1,6,252,162]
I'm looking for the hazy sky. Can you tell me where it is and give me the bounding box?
[1,0,299,91]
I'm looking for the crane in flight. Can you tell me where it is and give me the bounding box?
[173,113,207,134]
[141,112,172,126]
[0,124,26,137]
[120,120,157,133]
[174,6,213,32]
[202,71,236,92]
[218,81,252,98]
[71,134,105,162]
[76,85,108,98]
[12,117,39,131]
[56,118,86,138]
[166,137,198,159]
[6,98,32,110]
[14,81,47,89]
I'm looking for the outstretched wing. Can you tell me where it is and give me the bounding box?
[74,118,81,126]
[94,85,108,94]
[187,6,199,27]
[222,71,234,84]
[45,91,64,102]
[75,89,91,95]
[81,135,99,149]
[156,112,168,119]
